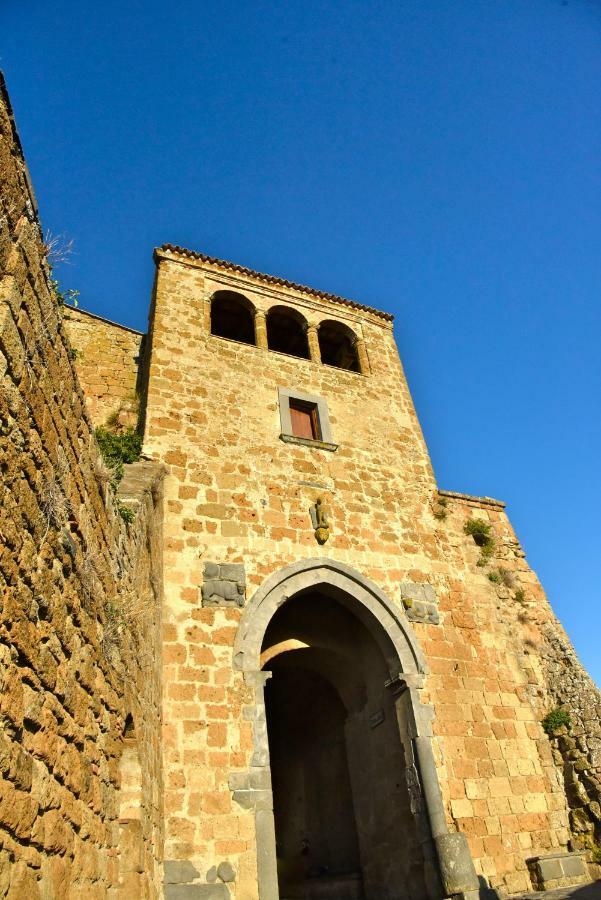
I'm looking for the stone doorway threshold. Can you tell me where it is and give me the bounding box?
[513,882,601,899]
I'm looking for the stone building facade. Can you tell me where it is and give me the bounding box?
[1,72,600,899]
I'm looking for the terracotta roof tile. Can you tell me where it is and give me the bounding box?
[155,244,394,322]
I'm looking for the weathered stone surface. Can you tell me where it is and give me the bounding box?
[201,563,246,607]
[435,831,479,894]
[400,582,440,624]
[0,74,164,899]
[217,861,235,882]
[63,306,143,429]
[164,886,229,900]
[164,860,201,884]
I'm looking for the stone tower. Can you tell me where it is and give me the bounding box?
[135,245,597,898]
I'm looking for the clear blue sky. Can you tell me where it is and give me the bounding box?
[3,1,600,683]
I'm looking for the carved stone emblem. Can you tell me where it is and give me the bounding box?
[310,498,330,545]
[400,582,440,625]
[201,562,246,607]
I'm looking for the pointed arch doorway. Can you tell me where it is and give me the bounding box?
[233,559,479,900]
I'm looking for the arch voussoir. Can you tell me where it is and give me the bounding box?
[233,557,426,676]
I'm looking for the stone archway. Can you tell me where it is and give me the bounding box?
[233,559,479,900]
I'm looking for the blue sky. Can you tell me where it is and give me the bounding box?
[3,0,600,683]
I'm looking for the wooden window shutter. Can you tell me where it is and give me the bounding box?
[289,401,318,440]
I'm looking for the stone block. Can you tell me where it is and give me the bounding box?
[537,857,562,881]
[227,772,249,791]
[164,860,201,884]
[527,851,590,890]
[400,582,440,624]
[217,861,235,883]
[201,563,246,607]
[561,854,586,877]
[219,564,245,584]
[164,886,229,900]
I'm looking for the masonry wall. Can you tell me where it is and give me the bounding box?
[141,248,593,897]
[0,74,163,898]
[63,306,144,429]
[432,491,601,874]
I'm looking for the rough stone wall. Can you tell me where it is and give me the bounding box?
[0,73,163,898]
[432,489,601,887]
[436,489,601,856]
[541,626,601,853]
[63,306,144,428]
[141,247,589,897]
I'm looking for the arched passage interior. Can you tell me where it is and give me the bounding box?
[261,587,428,900]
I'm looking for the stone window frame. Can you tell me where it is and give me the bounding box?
[277,387,338,451]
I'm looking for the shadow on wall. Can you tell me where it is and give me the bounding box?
[478,875,501,898]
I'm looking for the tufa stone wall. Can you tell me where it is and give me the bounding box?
[63,306,144,429]
[0,72,164,898]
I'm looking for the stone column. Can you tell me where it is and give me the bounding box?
[306,324,321,363]
[353,336,369,375]
[254,309,268,349]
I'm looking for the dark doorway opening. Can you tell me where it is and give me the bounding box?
[262,591,428,900]
[266,665,363,899]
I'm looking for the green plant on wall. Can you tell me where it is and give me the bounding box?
[434,496,448,521]
[116,501,136,525]
[95,427,142,524]
[464,518,491,543]
[51,277,79,308]
[542,707,571,736]
[95,426,142,487]
[464,518,495,566]
[488,567,516,587]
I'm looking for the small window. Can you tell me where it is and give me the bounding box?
[289,399,321,441]
[278,388,337,451]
